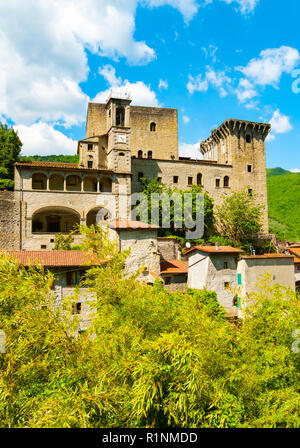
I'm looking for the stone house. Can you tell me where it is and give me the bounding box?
[160,259,188,292]
[286,245,300,292]
[2,250,107,332]
[236,254,296,309]
[185,245,245,310]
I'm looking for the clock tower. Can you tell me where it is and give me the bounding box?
[105,92,132,174]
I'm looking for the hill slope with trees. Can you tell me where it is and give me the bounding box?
[267,168,300,241]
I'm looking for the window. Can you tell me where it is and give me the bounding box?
[41,245,47,250]
[248,165,252,173]
[116,107,125,126]
[119,152,125,156]
[148,151,153,159]
[138,150,143,159]
[164,277,171,285]
[138,172,144,181]
[224,261,228,269]
[188,177,193,185]
[197,173,202,186]
[224,282,230,289]
[246,134,251,144]
[88,143,93,151]
[150,122,156,132]
[224,176,229,187]
[216,179,220,188]
[72,302,82,315]
[173,176,178,184]
[67,271,81,286]
[157,177,162,183]
[248,189,253,196]
[88,161,93,169]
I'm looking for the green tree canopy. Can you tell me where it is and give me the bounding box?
[215,189,263,243]
[138,177,215,241]
[0,124,22,190]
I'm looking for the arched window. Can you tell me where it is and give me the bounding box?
[116,107,125,126]
[66,175,82,191]
[32,173,47,190]
[197,173,202,186]
[150,122,156,132]
[246,134,251,144]
[224,176,230,188]
[49,174,64,191]
[148,151,153,159]
[84,176,97,192]
[138,150,143,159]
[99,176,112,193]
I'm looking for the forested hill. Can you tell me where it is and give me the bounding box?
[20,155,79,163]
[267,168,300,241]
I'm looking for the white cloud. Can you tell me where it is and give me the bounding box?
[95,65,160,106]
[179,142,202,159]
[0,0,161,127]
[143,0,200,22]
[270,109,292,134]
[290,168,300,173]
[159,79,169,90]
[183,115,190,124]
[235,78,257,102]
[238,46,300,87]
[187,67,232,96]
[220,0,260,14]
[16,123,77,156]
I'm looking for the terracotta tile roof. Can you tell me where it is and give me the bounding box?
[1,251,107,267]
[185,245,244,255]
[16,161,79,169]
[108,220,159,230]
[289,247,300,258]
[294,257,300,264]
[160,259,188,275]
[242,254,294,259]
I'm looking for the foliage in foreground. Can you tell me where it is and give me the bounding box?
[0,229,299,428]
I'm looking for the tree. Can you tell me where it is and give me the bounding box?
[138,177,215,240]
[215,189,263,243]
[53,233,75,250]
[0,124,22,190]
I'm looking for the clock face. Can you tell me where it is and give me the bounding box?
[117,133,126,143]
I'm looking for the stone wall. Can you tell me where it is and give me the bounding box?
[157,237,181,261]
[0,191,20,250]
[86,103,178,161]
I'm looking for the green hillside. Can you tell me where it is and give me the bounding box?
[267,168,300,241]
[20,154,79,164]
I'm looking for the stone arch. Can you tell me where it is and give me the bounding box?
[150,122,156,132]
[83,175,97,192]
[138,150,143,159]
[99,176,112,193]
[66,174,82,191]
[86,207,111,227]
[32,206,80,234]
[49,173,64,191]
[32,172,47,190]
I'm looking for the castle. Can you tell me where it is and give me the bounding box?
[0,92,271,253]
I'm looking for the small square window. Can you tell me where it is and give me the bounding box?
[173,176,178,184]
[248,165,252,173]
[157,177,162,183]
[41,245,47,250]
[88,161,93,168]
[188,177,193,185]
[224,282,230,289]
[72,302,82,315]
[164,277,171,285]
[88,144,93,151]
[248,189,253,196]
[50,239,54,243]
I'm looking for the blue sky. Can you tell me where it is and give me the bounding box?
[0,0,300,171]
